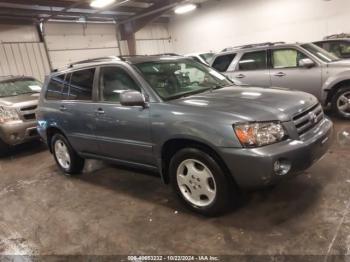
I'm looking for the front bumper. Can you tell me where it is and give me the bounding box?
[219,118,333,189]
[0,120,39,146]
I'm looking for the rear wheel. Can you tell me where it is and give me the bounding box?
[169,148,235,216]
[332,86,350,119]
[51,133,85,175]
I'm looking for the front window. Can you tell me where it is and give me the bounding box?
[0,78,42,98]
[301,43,339,62]
[135,59,232,100]
[272,49,308,69]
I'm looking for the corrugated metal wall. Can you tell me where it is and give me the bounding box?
[0,42,50,82]
[0,23,51,82]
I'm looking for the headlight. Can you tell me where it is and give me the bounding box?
[0,106,20,124]
[234,122,286,147]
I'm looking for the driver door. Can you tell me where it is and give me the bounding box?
[269,48,322,99]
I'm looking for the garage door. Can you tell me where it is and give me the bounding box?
[44,22,121,69]
[0,42,50,82]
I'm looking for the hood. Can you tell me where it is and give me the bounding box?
[169,86,318,122]
[0,93,40,107]
[327,59,350,68]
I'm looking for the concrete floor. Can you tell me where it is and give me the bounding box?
[0,116,349,258]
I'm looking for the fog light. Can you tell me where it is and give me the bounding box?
[274,160,291,176]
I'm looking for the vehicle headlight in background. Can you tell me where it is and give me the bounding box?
[234,122,286,147]
[0,106,20,124]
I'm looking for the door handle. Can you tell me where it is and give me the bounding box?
[59,105,67,112]
[274,72,286,77]
[236,74,246,79]
[95,108,105,115]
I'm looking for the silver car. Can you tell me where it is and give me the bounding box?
[37,56,333,215]
[210,42,350,119]
[0,76,42,155]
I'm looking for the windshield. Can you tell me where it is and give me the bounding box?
[301,43,340,62]
[0,79,42,98]
[135,59,232,100]
[200,53,215,63]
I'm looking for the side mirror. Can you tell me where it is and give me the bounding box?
[299,58,315,68]
[120,90,146,107]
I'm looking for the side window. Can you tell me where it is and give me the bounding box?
[46,74,65,100]
[69,68,95,101]
[272,49,308,69]
[212,54,236,72]
[100,67,140,103]
[238,51,267,71]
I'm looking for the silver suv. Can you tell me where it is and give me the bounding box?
[211,42,350,119]
[0,76,42,155]
[37,56,332,215]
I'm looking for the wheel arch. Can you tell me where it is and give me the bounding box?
[159,138,236,187]
[326,79,350,105]
[46,126,67,153]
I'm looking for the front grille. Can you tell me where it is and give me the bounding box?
[293,103,324,136]
[20,105,37,111]
[19,104,38,121]
[23,113,36,120]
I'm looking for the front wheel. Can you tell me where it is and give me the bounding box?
[51,133,85,175]
[169,148,235,216]
[332,86,350,119]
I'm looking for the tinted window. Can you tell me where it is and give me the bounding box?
[100,67,140,102]
[69,68,95,101]
[46,74,65,100]
[272,49,308,68]
[238,51,267,71]
[212,54,236,72]
[136,59,232,100]
[328,41,350,58]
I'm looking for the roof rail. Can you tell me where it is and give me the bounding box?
[324,33,350,40]
[51,56,122,72]
[222,42,285,52]
[68,56,122,67]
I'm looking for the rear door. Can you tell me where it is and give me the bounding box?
[93,65,154,165]
[230,50,271,87]
[61,67,100,154]
[269,47,322,99]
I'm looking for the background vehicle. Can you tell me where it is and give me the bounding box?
[210,42,350,119]
[0,76,42,155]
[37,56,332,216]
[185,52,215,65]
[314,39,350,59]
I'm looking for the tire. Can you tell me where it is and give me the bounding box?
[51,133,85,175]
[169,148,235,216]
[331,86,350,119]
[0,138,10,157]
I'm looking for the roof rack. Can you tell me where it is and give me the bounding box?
[51,56,122,72]
[68,56,122,67]
[324,33,350,40]
[222,42,285,52]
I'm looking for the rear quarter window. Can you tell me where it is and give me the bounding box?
[211,54,236,72]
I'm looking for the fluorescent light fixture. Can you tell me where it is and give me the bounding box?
[174,4,197,14]
[90,0,116,8]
